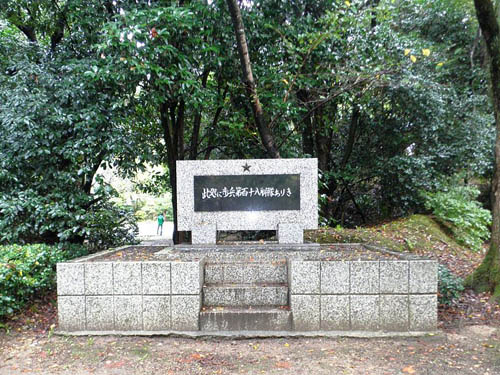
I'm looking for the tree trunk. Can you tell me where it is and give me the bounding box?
[160,101,183,244]
[190,70,210,159]
[314,110,331,173]
[369,0,381,29]
[340,106,360,169]
[226,0,280,158]
[296,89,315,156]
[466,0,500,300]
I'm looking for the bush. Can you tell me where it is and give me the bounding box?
[438,264,464,305]
[85,203,139,253]
[0,243,86,318]
[422,186,491,251]
[0,187,140,252]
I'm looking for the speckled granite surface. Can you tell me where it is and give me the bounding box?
[57,244,437,334]
[176,159,318,238]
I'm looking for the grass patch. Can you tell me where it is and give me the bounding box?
[129,344,150,359]
[306,214,465,253]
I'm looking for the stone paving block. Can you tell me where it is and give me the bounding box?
[410,261,438,294]
[290,261,320,294]
[200,307,292,331]
[380,295,409,331]
[380,261,409,294]
[259,262,287,283]
[192,224,216,244]
[224,263,258,284]
[143,262,170,295]
[321,295,350,330]
[58,296,85,331]
[350,295,379,330]
[113,262,142,295]
[114,296,143,330]
[291,295,320,331]
[143,296,171,331]
[86,296,114,330]
[171,261,203,294]
[409,295,437,331]
[85,263,113,295]
[278,223,303,244]
[57,263,85,295]
[203,286,233,306]
[350,261,379,294]
[204,264,224,284]
[171,295,201,331]
[203,285,288,307]
[321,261,349,294]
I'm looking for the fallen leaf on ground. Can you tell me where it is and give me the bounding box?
[402,365,416,374]
[275,361,291,369]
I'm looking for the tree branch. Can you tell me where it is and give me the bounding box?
[226,0,280,158]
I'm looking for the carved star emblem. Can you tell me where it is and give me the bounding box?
[242,163,251,172]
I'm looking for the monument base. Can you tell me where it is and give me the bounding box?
[167,242,320,253]
[56,243,437,335]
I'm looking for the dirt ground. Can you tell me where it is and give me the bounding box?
[0,293,499,375]
[0,325,499,374]
[2,269,500,374]
[2,224,500,374]
[1,293,499,375]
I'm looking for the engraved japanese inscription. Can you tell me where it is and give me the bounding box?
[194,174,300,212]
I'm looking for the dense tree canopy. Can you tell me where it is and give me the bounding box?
[0,0,495,250]
[0,1,146,247]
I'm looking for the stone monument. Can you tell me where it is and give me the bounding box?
[176,158,318,244]
[56,157,438,335]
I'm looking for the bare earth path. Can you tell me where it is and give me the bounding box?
[1,325,499,374]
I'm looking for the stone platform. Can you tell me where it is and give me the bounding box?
[56,243,437,336]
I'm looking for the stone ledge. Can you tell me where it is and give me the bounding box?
[203,285,288,306]
[56,329,439,338]
[171,243,321,252]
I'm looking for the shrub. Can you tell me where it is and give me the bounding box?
[0,243,87,318]
[422,186,491,251]
[0,183,139,253]
[84,203,139,253]
[438,264,464,305]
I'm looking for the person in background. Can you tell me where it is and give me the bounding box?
[157,212,164,236]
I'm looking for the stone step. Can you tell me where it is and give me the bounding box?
[203,284,288,307]
[204,261,287,284]
[200,306,292,331]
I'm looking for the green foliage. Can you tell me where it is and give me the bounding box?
[438,264,464,305]
[0,0,496,237]
[0,2,147,250]
[0,244,86,318]
[84,203,139,253]
[422,186,491,251]
[240,0,493,225]
[132,197,173,222]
